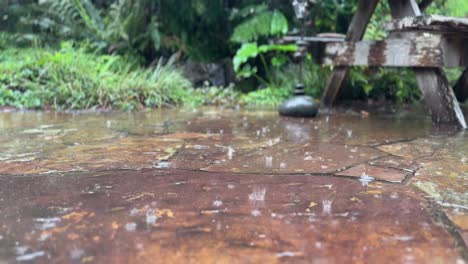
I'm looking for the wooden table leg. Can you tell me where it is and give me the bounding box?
[454,68,468,102]
[321,0,380,106]
[388,0,467,129]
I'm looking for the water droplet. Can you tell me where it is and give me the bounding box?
[154,161,171,169]
[280,162,287,169]
[249,187,266,201]
[145,209,157,226]
[125,222,137,232]
[16,251,46,262]
[33,217,61,230]
[213,200,223,207]
[251,210,262,217]
[322,200,333,215]
[227,146,235,160]
[70,248,85,260]
[359,173,375,187]
[265,156,273,168]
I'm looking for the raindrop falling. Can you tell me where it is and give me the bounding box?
[249,187,266,201]
[227,146,235,160]
[322,200,333,215]
[265,156,273,168]
[213,200,223,207]
[145,209,157,227]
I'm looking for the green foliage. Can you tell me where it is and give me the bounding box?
[240,86,291,107]
[190,85,241,107]
[343,67,420,103]
[240,59,330,107]
[231,9,288,43]
[0,43,193,110]
[233,43,297,81]
[364,2,391,40]
[230,4,296,88]
[2,0,461,109]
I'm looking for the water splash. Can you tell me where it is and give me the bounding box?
[34,217,61,230]
[70,248,85,260]
[346,129,353,138]
[322,200,333,215]
[125,222,137,232]
[16,251,46,262]
[280,162,287,169]
[213,200,223,207]
[145,209,158,227]
[249,187,266,201]
[227,146,235,160]
[265,156,273,168]
[154,161,171,169]
[359,173,375,187]
[251,210,262,217]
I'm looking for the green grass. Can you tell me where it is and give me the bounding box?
[0,42,193,110]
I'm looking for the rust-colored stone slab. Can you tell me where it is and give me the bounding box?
[337,164,409,183]
[411,135,468,237]
[0,170,463,263]
[203,142,386,174]
[368,155,423,172]
[377,138,446,159]
[0,137,183,175]
[169,136,283,170]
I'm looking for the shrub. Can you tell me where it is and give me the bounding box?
[0,43,192,110]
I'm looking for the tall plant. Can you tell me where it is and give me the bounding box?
[230,4,296,87]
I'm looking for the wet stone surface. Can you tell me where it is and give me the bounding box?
[0,107,467,263]
[0,170,463,263]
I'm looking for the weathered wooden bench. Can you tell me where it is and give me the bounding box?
[284,0,468,129]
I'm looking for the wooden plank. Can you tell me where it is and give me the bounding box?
[386,15,468,34]
[281,36,345,43]
[321,0,380,106]
[323,35,468,67]
[389,0,467,129]
[454,68,468,102]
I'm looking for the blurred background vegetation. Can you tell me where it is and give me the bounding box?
[0,0,467,110]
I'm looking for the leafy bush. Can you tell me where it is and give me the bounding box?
[240,59,330,107]
[0,43,192,110]
[240,86,291,107]
[230,3,297,88]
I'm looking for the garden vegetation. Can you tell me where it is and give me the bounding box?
[0,0,466,110]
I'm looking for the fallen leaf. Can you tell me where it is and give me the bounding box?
[156,209,174,218]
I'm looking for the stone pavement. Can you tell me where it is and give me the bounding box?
[0,107,466,263]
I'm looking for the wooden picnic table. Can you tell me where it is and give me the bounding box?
[290,0,468,129]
